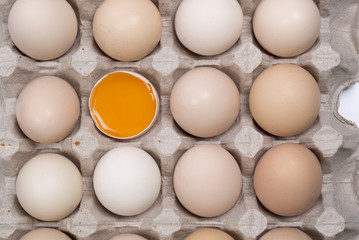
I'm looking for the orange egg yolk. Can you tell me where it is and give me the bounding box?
[89,72,157,138]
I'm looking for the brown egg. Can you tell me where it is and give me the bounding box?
[20,228,71,240]
[174,144,242,217]
[92,0,162,61]
[259,228,313,240]
[249,64,320,137]
[184,228,234,240]
[253,143,322,216]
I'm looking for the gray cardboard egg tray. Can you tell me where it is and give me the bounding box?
[0,0,359,239]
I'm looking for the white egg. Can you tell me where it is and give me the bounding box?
[93,147,161,216]
[8,0,78,60]
[16,153,83,221]
[175,0,243,56]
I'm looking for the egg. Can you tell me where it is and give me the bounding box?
[93,0,162,61]
[16,153,83,221]
[259,228,313,240]
[175,0,243,56]
[254,143,322,216]
[109,234,147,240]
[93,147,161,216]
[174,144,242,217]
[170,67,240,138]
[20,228,71,240]
[249,64,320,137]
[184,228,234,240]
[253,0,320,57]
[89,71,159,139]
[16,76,80,144]
[8,0,78,60]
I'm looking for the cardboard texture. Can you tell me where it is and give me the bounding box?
[0,0,358,239]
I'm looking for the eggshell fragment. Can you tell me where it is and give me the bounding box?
[89,71,159,139]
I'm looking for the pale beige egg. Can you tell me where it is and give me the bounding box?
[170,67,240,138]
[174,144,242,217]
[8,0,78,60]
[20,228,71,240]
[16,153,83,221]
[93,0,162,61]
[253,0,320,57]
[16,76,80,144]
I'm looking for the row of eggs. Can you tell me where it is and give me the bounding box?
[17,143,322,221]
[8,0,320,61]
[20,227,314,240]
[16,63,320,143]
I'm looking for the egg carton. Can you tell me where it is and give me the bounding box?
[0,0,359,239]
